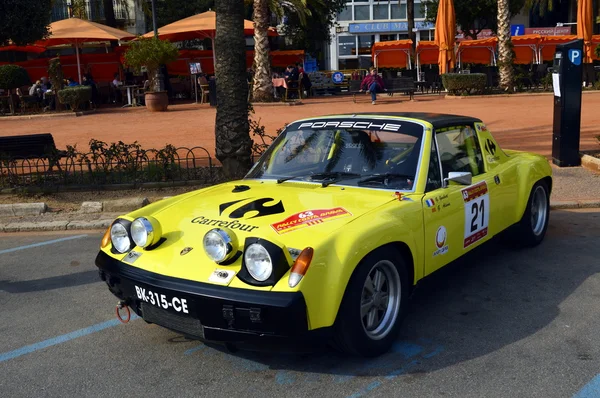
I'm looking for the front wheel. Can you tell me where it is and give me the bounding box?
[513,180,550,247]
[332,247,409,357]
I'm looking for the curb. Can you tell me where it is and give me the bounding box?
[0,202,47,217]
[444,90,600,100]
[581,154,600,174]
[550,199,600,210]
[0,109,97,121]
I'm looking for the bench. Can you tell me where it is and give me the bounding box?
[0,133,67,171]
[349,77,416,103]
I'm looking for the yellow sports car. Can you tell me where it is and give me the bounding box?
[95,112,552,357]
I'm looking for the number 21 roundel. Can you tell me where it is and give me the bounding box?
[461,181,490,248]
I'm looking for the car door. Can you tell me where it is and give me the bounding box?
[422,124,497,277]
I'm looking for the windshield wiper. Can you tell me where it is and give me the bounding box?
[276,175,299,183]
[357,173,413,186]
[309,172,362,187]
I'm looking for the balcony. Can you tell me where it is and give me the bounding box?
[51,0,129,23]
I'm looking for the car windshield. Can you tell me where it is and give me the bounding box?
[245,120,425,190]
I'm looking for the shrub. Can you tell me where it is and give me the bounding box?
[441,73,487,95]
[124,37,179,91]
[57,86,92,111]
[0,65,30,90]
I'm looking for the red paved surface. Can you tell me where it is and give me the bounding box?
[1,92,599,159]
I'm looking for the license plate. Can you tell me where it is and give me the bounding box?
[134,285,190,314]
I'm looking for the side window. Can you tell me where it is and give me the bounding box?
[435,125,485,177]
[426,136,442,192]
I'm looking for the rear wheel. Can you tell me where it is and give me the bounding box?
[332,247,409,357]
[512,180,550,247]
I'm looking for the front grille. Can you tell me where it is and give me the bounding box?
[141,303,205,339]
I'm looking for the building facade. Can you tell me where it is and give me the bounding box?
[51,0,147,35]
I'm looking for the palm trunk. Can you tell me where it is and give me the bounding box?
[215,0,253,179]
[251,0,274,102]
[497,0,514,92]
[407,0,416,54]
[103,0,117,27]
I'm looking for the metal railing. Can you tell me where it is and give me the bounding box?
[0,146,216,189]
[51,0,129,23]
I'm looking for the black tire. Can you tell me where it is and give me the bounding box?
[512,180,550,247]
[331,247,410,357]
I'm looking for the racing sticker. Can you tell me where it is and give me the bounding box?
[462,181,490,248]
[271,207,352,234]
[433,226,449,257]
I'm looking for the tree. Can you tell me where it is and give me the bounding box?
[423,0,525,39]
[407,0,416,52]
[249,0,315,102]
[0,65,31,114]
[215,0,253,179]
[0,0,52,46]
[497,0,515,92]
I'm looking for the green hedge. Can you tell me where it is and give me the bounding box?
[57,86,92,111]
[0,65,31,90]
[441,73,487,95]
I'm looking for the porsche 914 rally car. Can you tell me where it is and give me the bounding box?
[95,112,552,357]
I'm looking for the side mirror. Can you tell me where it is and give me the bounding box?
[444,171,472,186]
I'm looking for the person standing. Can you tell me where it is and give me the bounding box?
[359,68,386,105]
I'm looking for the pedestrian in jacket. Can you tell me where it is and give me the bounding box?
[360,68,386,104]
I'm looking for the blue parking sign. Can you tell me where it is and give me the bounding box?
[332,71,344,84]
[568,49,582,65]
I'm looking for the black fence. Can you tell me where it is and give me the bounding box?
[0,146,217,189]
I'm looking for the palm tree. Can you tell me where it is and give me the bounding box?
[214,0,253,178]
[249,0,314,102]
[407,0,416,53]
[497,0,514,92]
[524,0,556,16]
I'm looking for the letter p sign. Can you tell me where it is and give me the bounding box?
[568,49,582,66]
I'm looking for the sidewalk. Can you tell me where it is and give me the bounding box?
[0,163,598,233]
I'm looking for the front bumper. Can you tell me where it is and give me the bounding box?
[95,251,313,342]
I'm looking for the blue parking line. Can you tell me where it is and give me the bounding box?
[0,234,88,255]
[0,315,138,363]
[573,375,600,398]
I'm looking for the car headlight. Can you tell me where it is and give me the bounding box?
[131,216,162,249]
[203,228,238,263]
[244,243,273,282]
[110,222,131,253]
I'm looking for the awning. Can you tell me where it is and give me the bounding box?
[416,41,439,66]
[371,39,413,69]
[511,34,541,64]
[539,35,577,61]
[457,37,497,67]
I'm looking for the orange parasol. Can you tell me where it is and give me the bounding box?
[36,17,135,83]
[434,0,456,74]
[577,0,594,63]
[141,11,278,66]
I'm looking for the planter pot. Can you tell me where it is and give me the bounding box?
[145,91,169,112]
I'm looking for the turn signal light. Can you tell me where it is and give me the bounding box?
[101,226,111,248]
[288,247,314,288]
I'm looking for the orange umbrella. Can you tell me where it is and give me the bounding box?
[434,0,456,74]
[577,0,593,63]
[36,17,135,83]
[141,11,278,66]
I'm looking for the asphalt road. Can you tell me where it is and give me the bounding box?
[1,209,599,398]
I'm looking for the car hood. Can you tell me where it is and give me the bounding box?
[152,179,399,247]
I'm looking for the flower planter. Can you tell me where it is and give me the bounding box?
[145,91,169,112]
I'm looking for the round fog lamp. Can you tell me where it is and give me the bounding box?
[110,222,131,253]
[244,243,273,282]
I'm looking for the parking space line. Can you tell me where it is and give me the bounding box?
[0,315,138,363]
[573,375,600,398]
[0,234,88,255]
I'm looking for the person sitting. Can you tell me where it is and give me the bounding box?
[67,77,79,86]
[359,68,386,105]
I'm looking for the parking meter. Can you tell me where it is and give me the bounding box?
[551,39,583,167]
